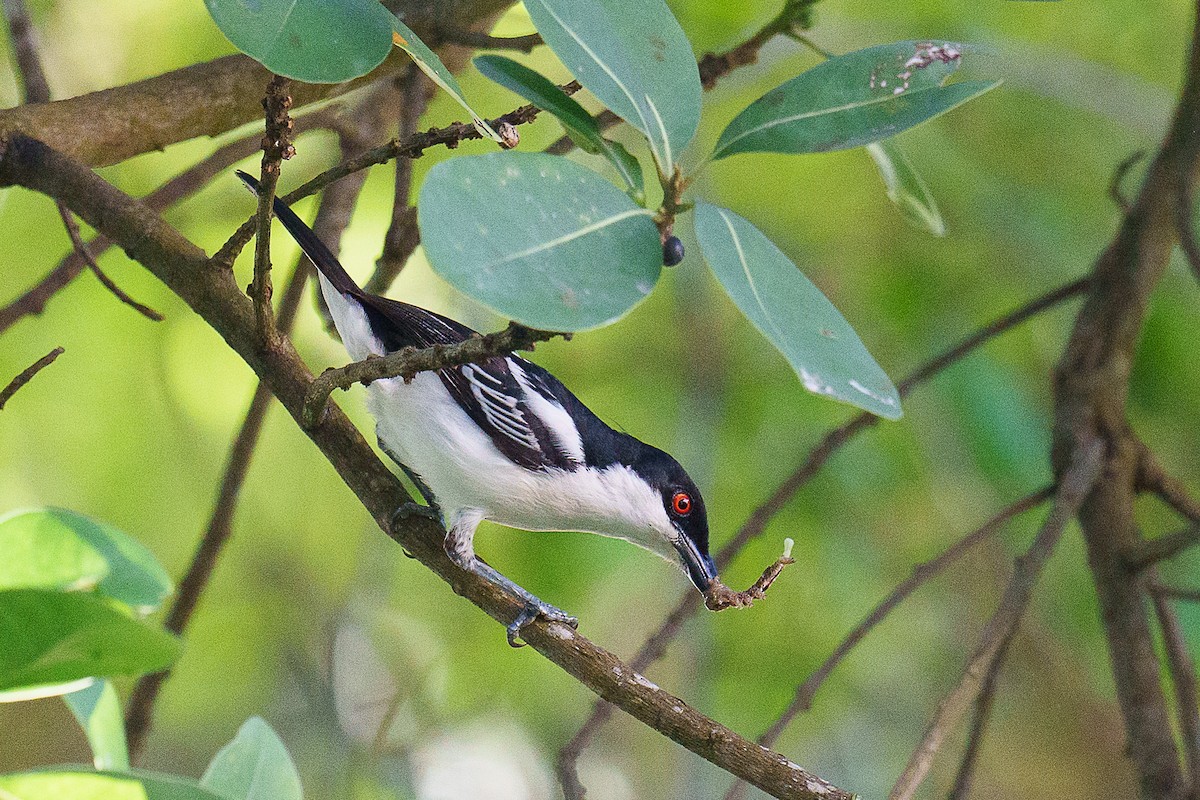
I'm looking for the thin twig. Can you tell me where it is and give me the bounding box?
[946,632,1013,800]
[436,28,542,53]
[1149,582,1200,791]
[55,202,163,321]
[560,276,1088,796]
[1178,179,1200,283]
[888,436,1104,800]
[0,346,63,410]
[1109,150,1146,213]
[1125,523,1200,572]
[1136,442,1200,522]
[302,323,568,428]
[210,86,578,271]
[722,488,1052,800]
[1154,584,1200,603]
[250,75,294,341]
[370,65,431,293]
[2,0,50,103]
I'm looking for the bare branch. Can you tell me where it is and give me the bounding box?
[1136,443,1200,522]
[1155,585,1200,603]
[436,28,542,53]
[1125,523,1200,572]
[2,0,50,103]
[0,346,63,410]
[54,202,163,321]
[889,435,1104,800]
[561,276,1088,795]
[1149,583,1200,791]
[946,631,1012,800]
[1178,179,1200,284]
[1109,150,1146,213]
[248,75,295,341]
[302,323,569,427]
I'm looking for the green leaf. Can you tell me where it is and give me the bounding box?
[0,589,181,692]
[201,717,302,800]
[202,0,395,83]
[693,201,902,419]
[419,152,661,331]
[524,0,701,173]
[0,508,173,613]
[714,41,999,159]
[64,680,130,771]
[473,55,644,201]
[393,20,501,142]
[866,141,945,236]
[0,770,228,800]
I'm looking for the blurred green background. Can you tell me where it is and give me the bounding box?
[2,0,1198,797]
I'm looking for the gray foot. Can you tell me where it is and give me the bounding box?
[392,501,442,527]
[507,599,579,648]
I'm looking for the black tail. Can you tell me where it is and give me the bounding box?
[235,170,362,297]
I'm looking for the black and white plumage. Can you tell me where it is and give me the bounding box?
[237,171,718,643]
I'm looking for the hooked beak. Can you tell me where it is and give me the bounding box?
[675,534,718,592]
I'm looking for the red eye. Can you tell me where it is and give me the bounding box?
[672,492,692,516]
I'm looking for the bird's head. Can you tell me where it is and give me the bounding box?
[627,445,718,593]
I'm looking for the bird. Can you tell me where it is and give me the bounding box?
[237,170,718,645]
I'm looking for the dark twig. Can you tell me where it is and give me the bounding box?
[54,202,163,321]
[722,488,1052,800]
[1149,582,1200,791]
[0,346,63,410]
[1136,443,1200,522]
[1125,522,1200,572]
[370,66,431,293]
[946,631,1013,800]
[697,0,818,90]
[1178,179,1200,283]
[250,75,294,341]
[2,0,50,103]
[302,323,568,428]
[210,86,578,271]
[436,27,542,53]
[1155,584,1200,603]
[561,277,1088,796]
[889,436,1104,800]
[1109,150,1147,213]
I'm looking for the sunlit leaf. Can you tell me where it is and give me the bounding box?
[0,507,172,613]
[64,679,129,771]
[0,770,227,800]
[866,141,945,236]
[203,0,394,83]
[393,20,501,142]
[0,589,181,692]
[201,717,302,800]
[693,201,902,419]
[524,0,700,173]
[714,41,999,159]
[419,152,661,331]
[473,55,644,200]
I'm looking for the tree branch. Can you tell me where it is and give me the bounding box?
[1149,582,1200,793]
[54,202,163,321]
[0,133,855,800]
[1136,443,1200,523]
[560,276,1088,794]
[945,631,1011,800]
[302,323,568,427]
[435,27,543,53]
[0,346,63,410]
[1125,523,1200,572]
[249,75,294,341]
[889,435,1104,800]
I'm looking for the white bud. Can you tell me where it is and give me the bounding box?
[783,538,794,559]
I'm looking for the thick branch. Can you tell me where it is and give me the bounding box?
[0,135,853,800]
[889,436,1104,800]
[0,346,63,410]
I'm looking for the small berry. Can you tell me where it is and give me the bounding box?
[662,236,685,266]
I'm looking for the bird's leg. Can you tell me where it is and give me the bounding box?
[444,512,578,647]
[379,436,442,528]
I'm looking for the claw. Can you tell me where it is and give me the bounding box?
[505,600,579,647]
[392,501,442,529]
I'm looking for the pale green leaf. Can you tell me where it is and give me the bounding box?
[525,0,700,173]
[693,201,902,419]
[419,152,661,331]
[0,770,227,800]
[393,20,500,142]
[866,141,945,236]
[714,41,999,159]
[64,679,130,771]
[201,718,302,800]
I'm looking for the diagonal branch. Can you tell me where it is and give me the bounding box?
[1149,582,1200,792]
[1125,522,1200,572]
[54,202,163,321]
[0,133,854,800]
[889,435,1104,800]
[0,346,63,410]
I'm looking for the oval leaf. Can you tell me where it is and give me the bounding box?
[0,508,172,613]
[394,21,500,142]
[474,55,644,199]
[693,201,902,419]
[203,0,395,83]
[419,152,661,331]
[0,770,228,800]
[866,141,945,236]
[525,0,700,173]
[0,589,181,692]
[714,41,999,159]
[201,717,302,800]
[64,679,129,771]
